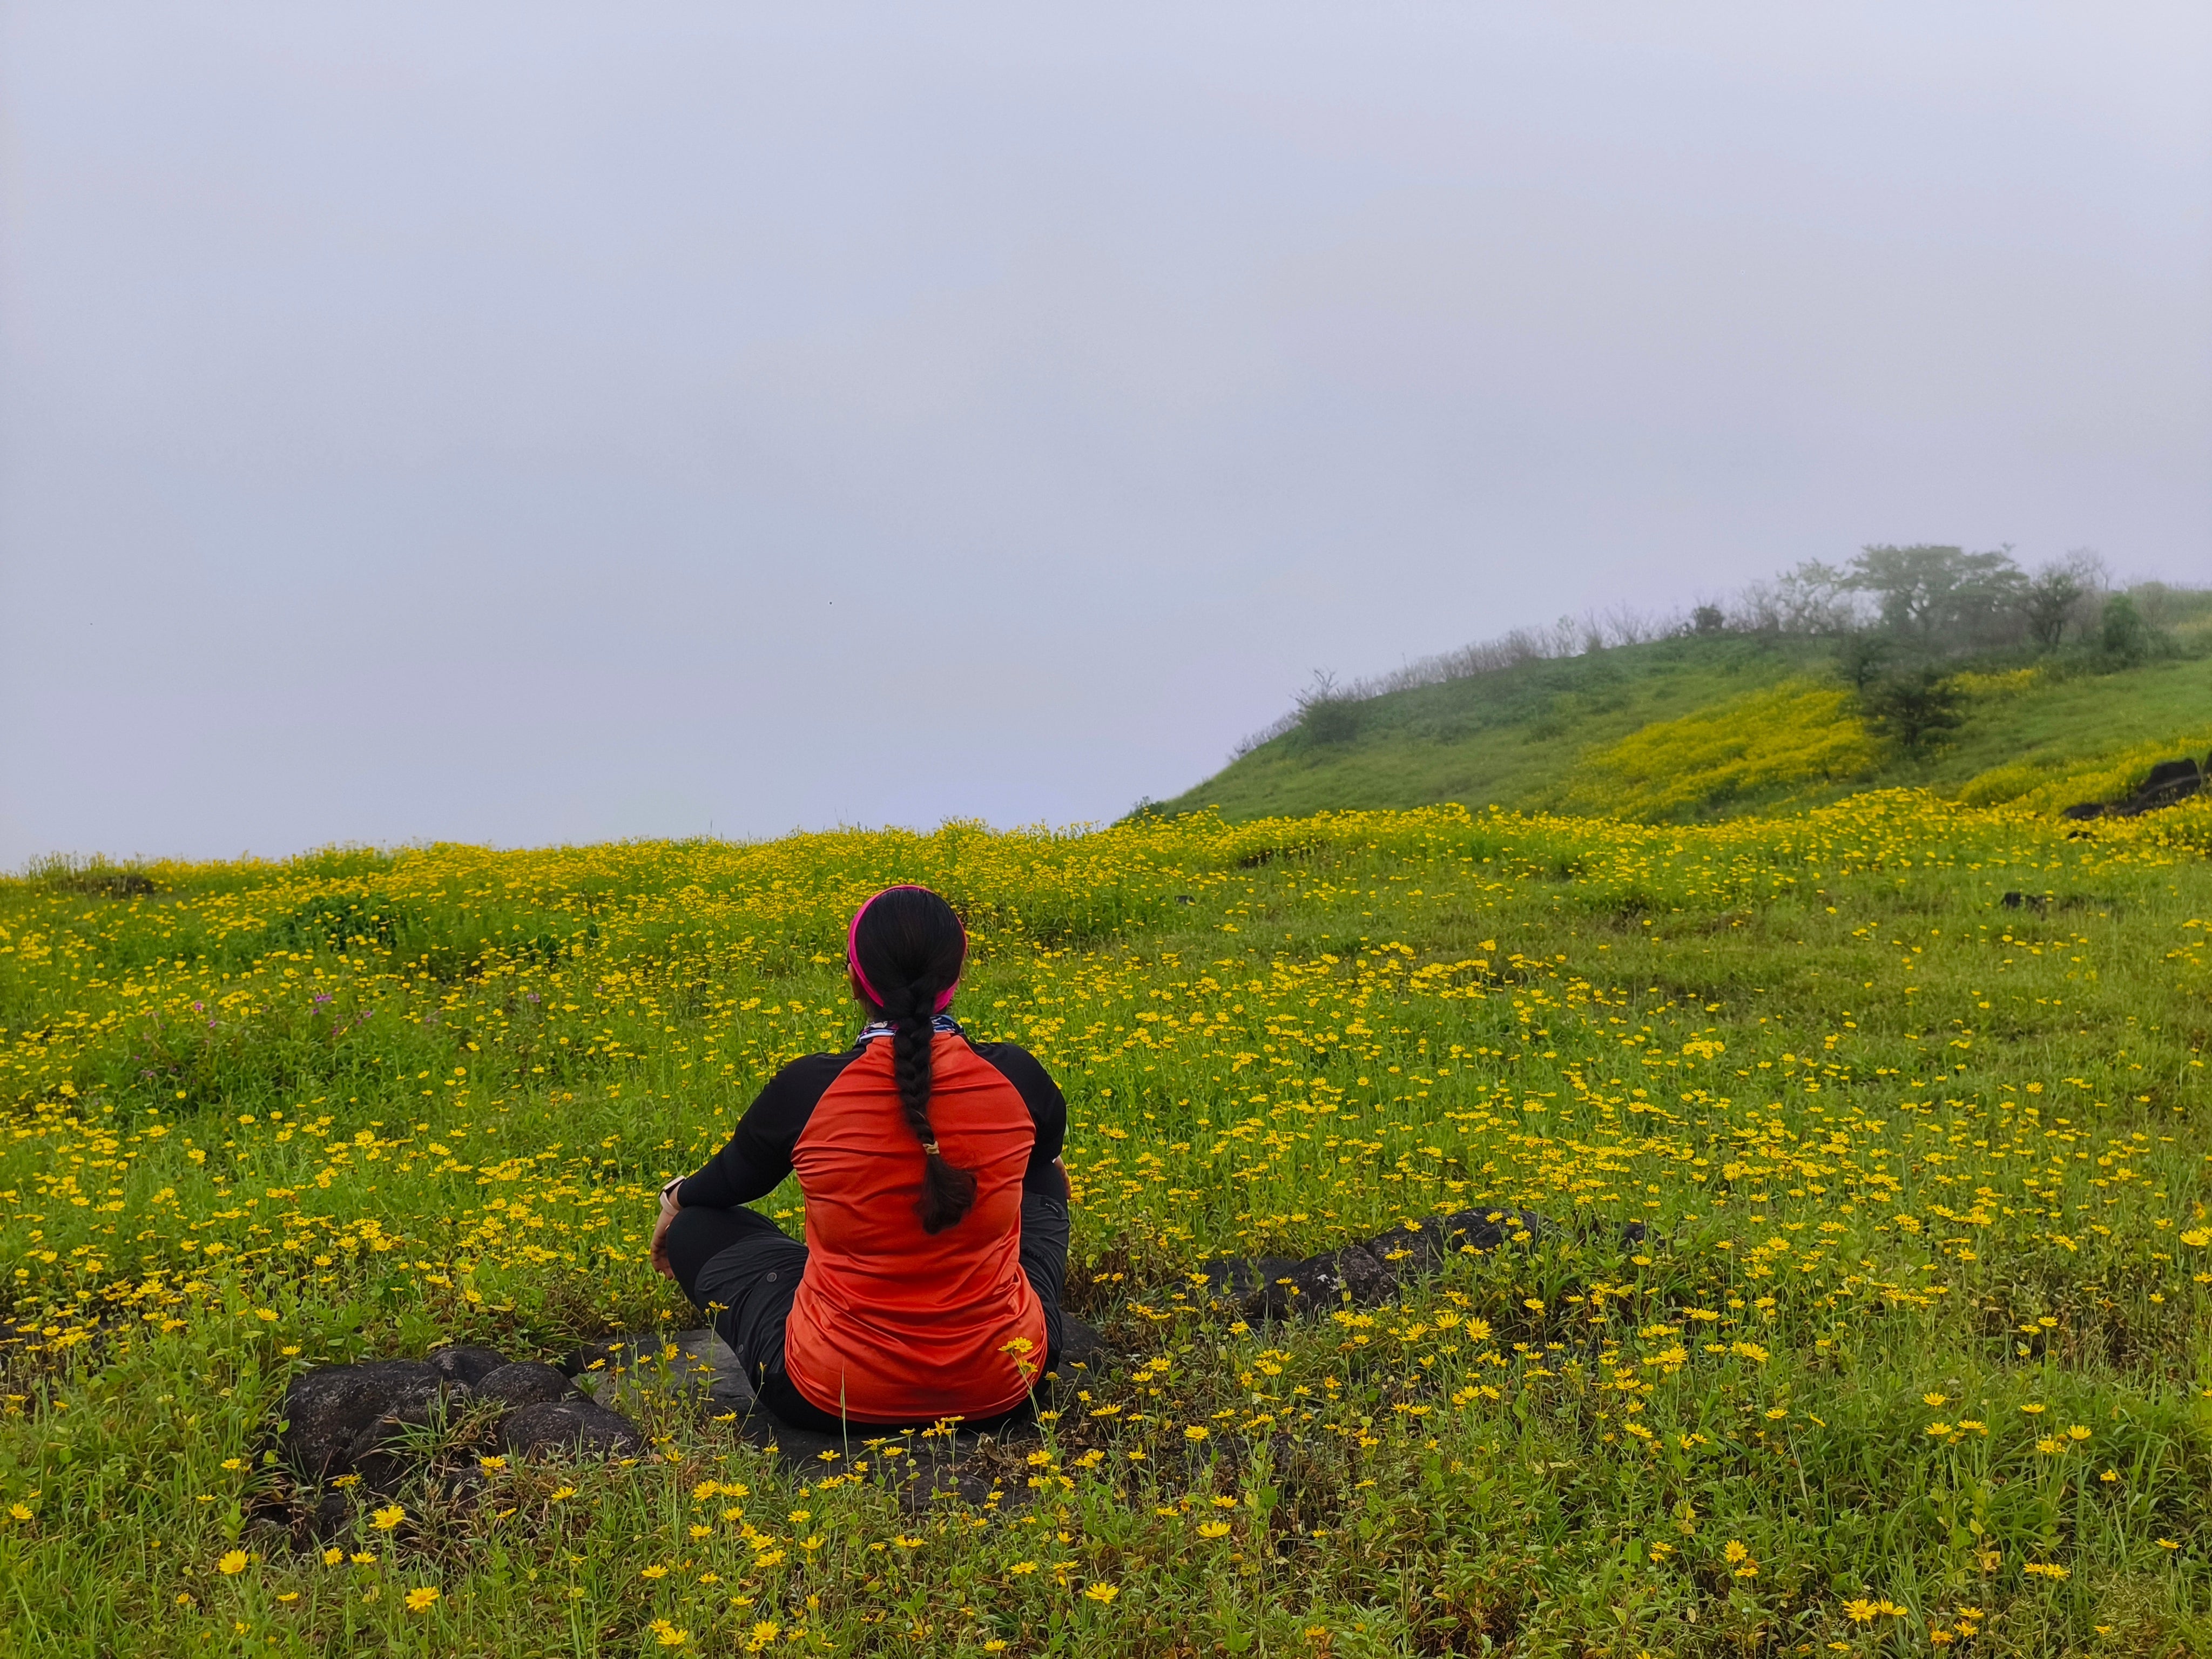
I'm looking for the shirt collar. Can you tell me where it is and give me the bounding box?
[857,1013,963,1043]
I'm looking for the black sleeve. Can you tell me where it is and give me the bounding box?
[677,1050,858,1209]
[970,1040,1068,1196]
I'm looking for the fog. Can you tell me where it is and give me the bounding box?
[3,3,2208,862]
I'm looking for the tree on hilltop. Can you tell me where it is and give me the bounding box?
[2021,550,2106,649]
[1842,544,2027,649]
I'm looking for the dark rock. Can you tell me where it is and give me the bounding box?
[426,1345,508,1387]
[1199,1208,1554,1323]
[1331,1242,1398,1304]
[308,1493,355,1542]
[1188,1256,1300,1304]
[555,1338,636,1380]
[1621,1220,1649,1247]
[2060,802,2106,821]
[1054,1314,1105,1373]
[567,1330,756,1421]
[1257,1252,1354,1319]
[873,1428,1037,1514]
[279,1360,438,1482]
[433,1467,489,1503]
[281,1349,643,1493]
[500,1397,646,1460]
[340,1373,447,1493]
[734,1415,846,1466]
[1431,1206,1549,1252]
[471,1361,578,1411]
[661,1329,756,1414]
[59,868,156,898]
[1366,1218,1478,1275]
[2088,757,2206,818]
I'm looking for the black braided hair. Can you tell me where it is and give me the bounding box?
[851,886,974,1233]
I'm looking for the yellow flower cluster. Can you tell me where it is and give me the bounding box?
[1564,680,1878,819]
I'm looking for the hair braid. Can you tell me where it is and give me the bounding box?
[851,886,975,1233]
[886,981,975,1233]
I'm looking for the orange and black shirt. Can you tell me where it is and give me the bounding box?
[677,1020,1065,1423]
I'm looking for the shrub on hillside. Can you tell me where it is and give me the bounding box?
[1833,631,1893,690]
[1293,671,1363,746]
[1859,669,1965,753]
[2098,592,2150,664]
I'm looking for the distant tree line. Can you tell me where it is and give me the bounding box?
[1234,545,2208,760]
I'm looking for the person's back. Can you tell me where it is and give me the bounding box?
[652,884,1069,1432]
[784,1029,1046,1420]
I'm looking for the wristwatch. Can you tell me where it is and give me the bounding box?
[659,1177,684,1205]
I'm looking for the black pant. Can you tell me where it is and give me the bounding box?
[663,1194,1069,1435]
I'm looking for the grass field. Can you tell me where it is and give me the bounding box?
[4,797,2211,1655]
[1157,639,2212,826]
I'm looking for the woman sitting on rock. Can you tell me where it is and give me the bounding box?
[651,884,1070,1432]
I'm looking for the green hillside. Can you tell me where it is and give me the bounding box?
[1157,634,2212,825]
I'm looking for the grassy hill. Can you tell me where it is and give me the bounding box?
[1156,633,2212,824]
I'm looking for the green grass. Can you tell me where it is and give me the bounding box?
[2,802,2209,1654]
[1159,637,2212,826]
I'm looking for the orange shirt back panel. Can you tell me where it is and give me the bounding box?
[781,1033,1046,1422]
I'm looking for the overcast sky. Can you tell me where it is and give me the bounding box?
[3,4,2208,865]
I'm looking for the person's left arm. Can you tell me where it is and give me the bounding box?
[650,1050,855,1279]
[676,1050,852,1208]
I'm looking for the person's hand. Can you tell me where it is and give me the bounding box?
[650,1182,682,1282]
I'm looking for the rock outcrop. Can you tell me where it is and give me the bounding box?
[277,1344,643,1493]
[278,1359,442,1485]
[1189,1207,1569,1321]
[500,1396,648,1459]
[2063,753,2207,820]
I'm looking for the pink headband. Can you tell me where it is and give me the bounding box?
[847,886,963,1015]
